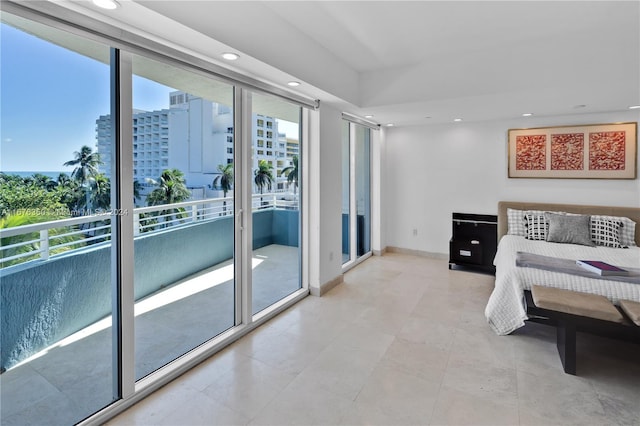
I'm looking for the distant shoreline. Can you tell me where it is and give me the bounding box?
[1,171,70,179]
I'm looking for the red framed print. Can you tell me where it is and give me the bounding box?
[508,122,637,178]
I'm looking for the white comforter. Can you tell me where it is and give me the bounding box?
[485,235,640,335]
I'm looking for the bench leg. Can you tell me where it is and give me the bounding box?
[556,321,576,375]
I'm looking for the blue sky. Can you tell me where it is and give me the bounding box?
[1,22,298,173]
[1,23,172,172]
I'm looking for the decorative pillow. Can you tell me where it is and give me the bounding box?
[546,213,595,246]
[591,217,623,248]
[524,213,548,241]
[507,208,526,236]
[591,215,636,247]
[507,208,553,237]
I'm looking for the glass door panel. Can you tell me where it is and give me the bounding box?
[341,121,351,264]
[355,125,371,257]
[341,121,371,269]
[0,16,116,424]
[131,54,235,379]
[251,93,302,315]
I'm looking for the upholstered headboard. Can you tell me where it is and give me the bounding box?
[497,201,640,245]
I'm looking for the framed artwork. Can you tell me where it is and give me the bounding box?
[508,122,637,179]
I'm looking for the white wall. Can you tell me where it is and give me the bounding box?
[309,105,343,292]
[383,110,640,255]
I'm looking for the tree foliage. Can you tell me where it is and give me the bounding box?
[146,169,191,228]
[254,160,274,194]
[0,173,68,220]
[280,155,299,194]
[63,145,103,186]
[146,169,191,206]
[213,163,234,198]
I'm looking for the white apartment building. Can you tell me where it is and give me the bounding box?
[96,91,293,202]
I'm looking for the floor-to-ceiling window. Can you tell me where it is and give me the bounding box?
[130,54,236,379]
[250,93,302,315]
[342,119,372,268]
[0,4,312,424]
[341,121,351,264]
[355,124,371,257]
[0,15,118,425]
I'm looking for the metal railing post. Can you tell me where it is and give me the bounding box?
[40,229,49,260]
[134,213,140,236]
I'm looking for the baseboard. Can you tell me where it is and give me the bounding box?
[373,247,387,256]
[310,274,344,296]
[386,246,448,260]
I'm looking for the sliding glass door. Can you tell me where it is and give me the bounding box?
[342,121,372,267]
[0,15,117,425]
[130,54,236,379]
[0,6,310,425]
[355,125,371,257]
[251,93,302,315]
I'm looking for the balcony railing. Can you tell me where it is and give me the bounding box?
[0,193,298,269]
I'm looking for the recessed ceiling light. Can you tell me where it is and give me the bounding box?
[573,104,587,109]
[522,113,533,117]
[364,115,374,119]
[629,105,640,109]
[222,52,239,61]
[386,123,394,127]
[453,118,462,122]
[93,0,119,9]
[287,81,301,87]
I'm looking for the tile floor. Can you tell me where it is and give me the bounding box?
[1,245,300,426]
[108,253,640,426]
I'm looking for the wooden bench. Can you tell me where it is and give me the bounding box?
[526,285,640,375]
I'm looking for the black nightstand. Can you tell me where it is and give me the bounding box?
[448,212,497,274]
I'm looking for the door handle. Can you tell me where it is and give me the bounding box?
[236,209,243,231]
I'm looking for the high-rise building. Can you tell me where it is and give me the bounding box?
[96,91,293,202]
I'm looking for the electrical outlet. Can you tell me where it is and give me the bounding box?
[329,251,334,261]
[412,228,418,236]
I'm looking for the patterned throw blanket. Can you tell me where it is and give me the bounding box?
[515,251,640,285]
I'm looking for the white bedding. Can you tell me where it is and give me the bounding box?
[485,235,640,335]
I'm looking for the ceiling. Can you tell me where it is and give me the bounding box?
[57,1,640,126]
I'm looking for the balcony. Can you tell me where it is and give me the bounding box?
[0,194,301,425]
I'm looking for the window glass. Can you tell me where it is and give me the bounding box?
[0,15,116,425]
[251,92,302,314]
[131,53,235,380]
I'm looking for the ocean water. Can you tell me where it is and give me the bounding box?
[1,171,69,179]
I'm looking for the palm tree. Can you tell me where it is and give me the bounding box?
[280,155,299,195]
[90,173,111,211]
[213,163,233,214]
[254,160,274,208]
[57,172,72,187]
[146,169,191,228]
[147,169,191,206]
[63,145,103,212]
[28,173,57,191]
[254,160,274,194]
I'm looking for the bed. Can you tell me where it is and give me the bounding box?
[485,201,640,335]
